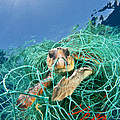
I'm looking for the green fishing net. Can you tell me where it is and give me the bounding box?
[0,23,120,120]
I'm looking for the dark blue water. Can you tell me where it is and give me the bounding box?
[0,0,113,49]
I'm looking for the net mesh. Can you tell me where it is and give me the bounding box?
[0,23,120,120]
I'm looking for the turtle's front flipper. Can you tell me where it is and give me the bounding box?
[52,67,93,101]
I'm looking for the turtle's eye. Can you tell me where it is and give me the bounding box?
[49,52,55,59]
[65,49,70,57]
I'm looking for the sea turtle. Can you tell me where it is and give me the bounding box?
[47,47,100,101]
[16,47,101,109]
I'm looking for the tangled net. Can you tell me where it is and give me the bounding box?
[0,23,120,120]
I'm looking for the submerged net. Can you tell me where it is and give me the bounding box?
[0,24,120,120]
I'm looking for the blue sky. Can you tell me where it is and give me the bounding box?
[0,0,113,49]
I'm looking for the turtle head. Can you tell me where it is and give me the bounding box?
[47,47,74,73]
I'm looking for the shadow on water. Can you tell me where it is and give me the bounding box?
[91,0,120,27]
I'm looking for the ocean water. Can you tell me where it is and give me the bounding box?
[0,0,115,49]
[0,0,120,120]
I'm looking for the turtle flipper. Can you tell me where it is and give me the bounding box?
[52,67,93,101]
